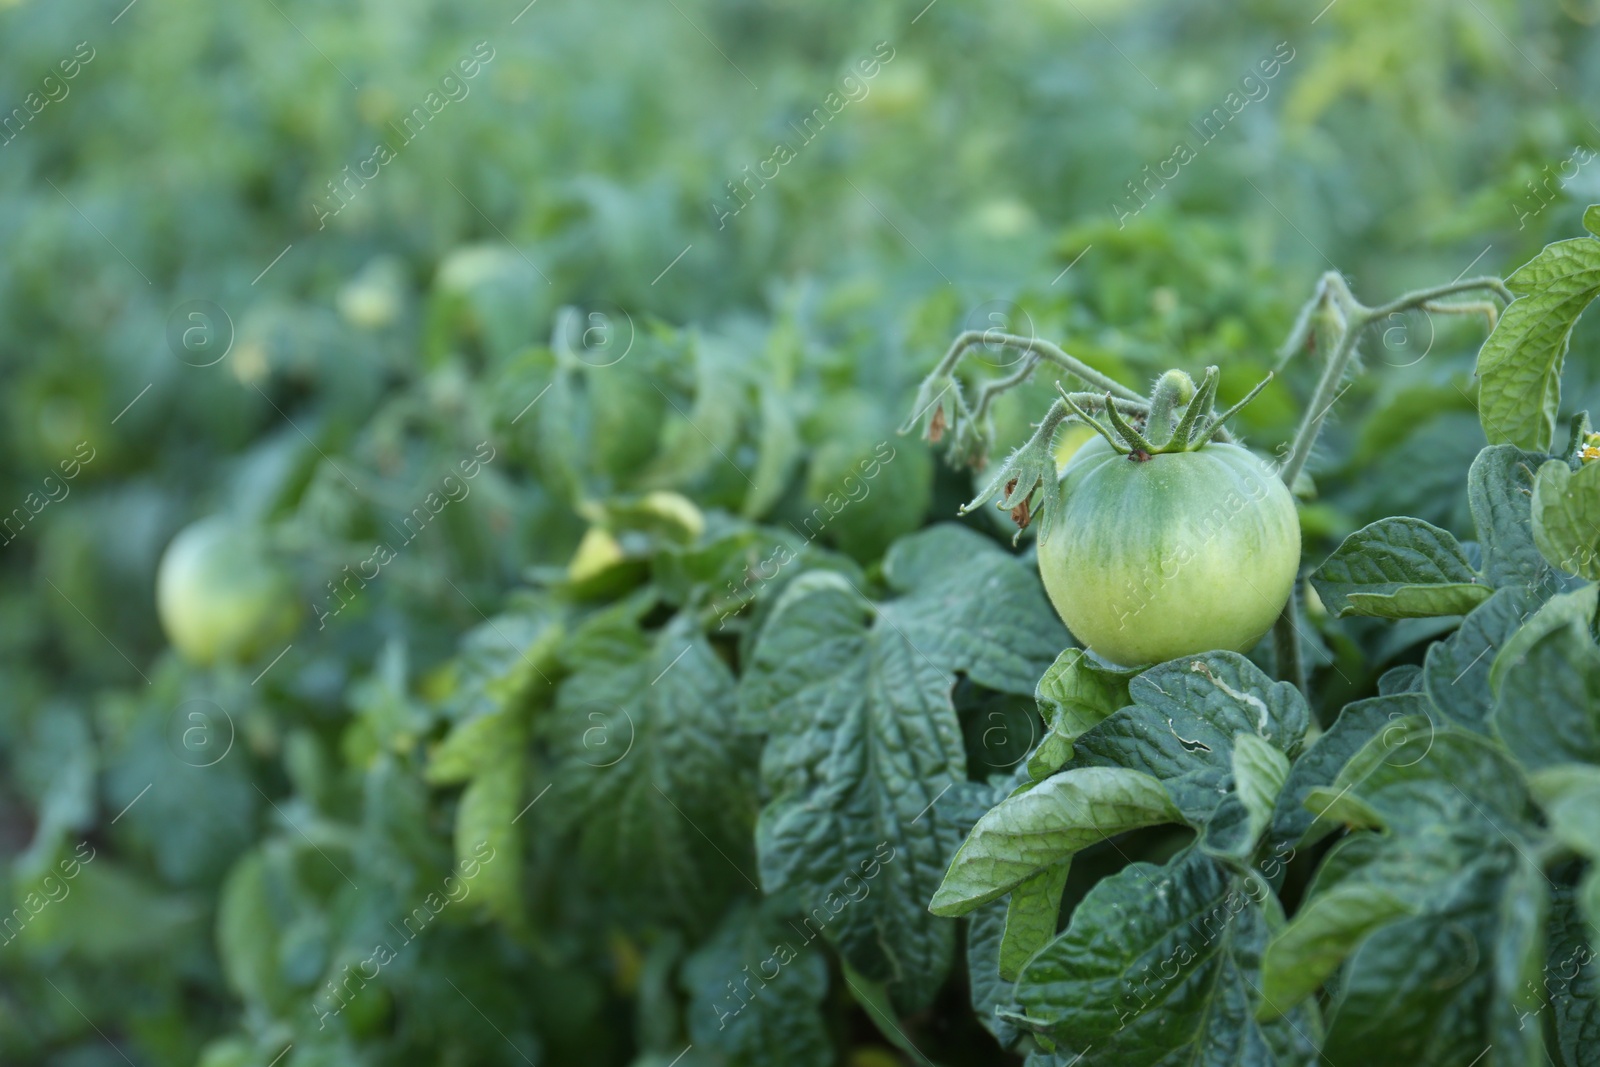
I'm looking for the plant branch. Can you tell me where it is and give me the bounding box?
[1276,271,1507,491]
[933,330,1145,403]
[1270,268,1507,696]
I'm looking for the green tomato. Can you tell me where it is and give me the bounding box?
[156,516,299,665]
[1038,436,1300,667]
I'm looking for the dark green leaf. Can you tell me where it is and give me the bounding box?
[1422,585,1546,733]
[1261,728,1545,1063]
[680,898,832,1067]
[1013,849,1320,1066]
[740,525,1066,1007]
[931,768,1179,916]
[1488,583,1598,697]
[1070,652,1310,824]
[878,524,1072,693]
[1470,444,1555,588]
[1266,693,1403,856]
[548,612,758,929]
[967,900,1022,1048]
[1492,615,1600,772]
[1311,517,1490,619]
[1541,862,1600,1063]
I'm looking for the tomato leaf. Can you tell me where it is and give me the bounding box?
[642,333,747,493]
[1265,696,1392,855]
[1491,614,1600,772]
[1260,729,1545,1064]
[1469,443,1555,588]
[1220,733,1291,856]
[1310,517,1492,619]
[1000,860,1072,981]
[740,524,1066,1008]
[1485,584,1597,700]
[967,899,1022,1047]
[931,767,1181,916]
[1420,585,1546,733]
[444,710,524,925]
[1029,649,1137,780]
[1542,862,1600,1063]
[679,897,833,1067]
[1069,652,1310,825]
[1474,231,1600,451]
[1012,848,1321,1066]
[424,609,562,925]
[547,611,758,929]
[217,849,296,1013]
[1532,458,1600,580]
[1530,765,1600,862]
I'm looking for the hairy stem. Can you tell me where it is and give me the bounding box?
[1271,269,1507,695]
[1276,272,1507,492]
[933,330,1145,403]
[1364,275,1513,317]
[970,355,1042,425]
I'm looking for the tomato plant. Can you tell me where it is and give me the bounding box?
[7,3,1600,1067]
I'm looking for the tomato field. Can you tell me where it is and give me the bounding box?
[4,1,1600,1065]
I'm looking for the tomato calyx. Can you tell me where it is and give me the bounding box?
[1058,365,1273,458]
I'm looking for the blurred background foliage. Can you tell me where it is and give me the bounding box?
[1,0,1598,1063]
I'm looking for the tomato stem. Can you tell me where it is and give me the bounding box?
[931,330,1145,403]
[1270,269,1511,694]
[1276,272,1508,490]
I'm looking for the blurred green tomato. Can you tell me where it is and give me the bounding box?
[156,516,299,665]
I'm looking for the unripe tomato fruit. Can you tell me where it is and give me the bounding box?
[1038,436,1299,667]
[157,516,299,665]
